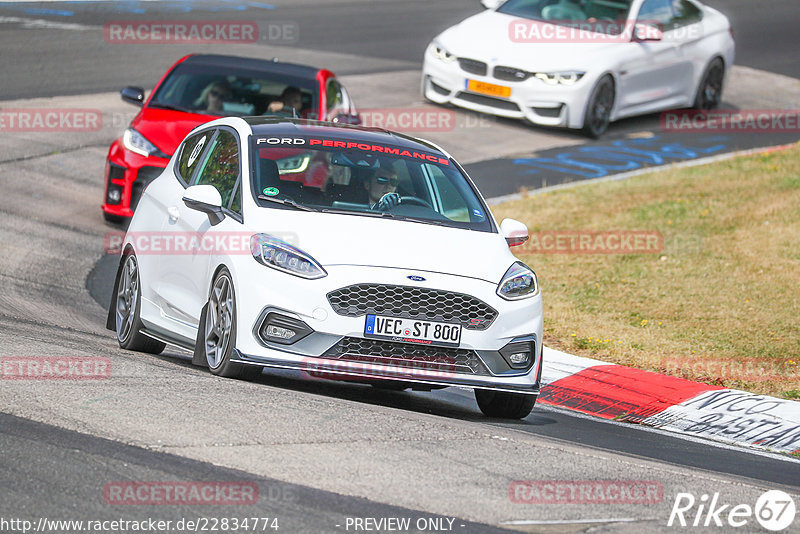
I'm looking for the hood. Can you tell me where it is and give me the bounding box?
[245,210,515,284]
[130,107,219,156]
[437,10,624,71]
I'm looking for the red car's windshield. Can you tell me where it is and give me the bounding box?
[149,63,317,117]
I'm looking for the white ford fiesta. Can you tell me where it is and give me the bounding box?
[422,0,735,136]
[106,117,543,419]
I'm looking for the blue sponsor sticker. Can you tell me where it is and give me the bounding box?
[472,208,484,218]
[364,314,376,333]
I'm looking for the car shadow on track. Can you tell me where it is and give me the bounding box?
[151,348,558,426]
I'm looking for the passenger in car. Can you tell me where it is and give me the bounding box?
[195,81,232,113]
[364,168,401,211]
[267,86,304,115]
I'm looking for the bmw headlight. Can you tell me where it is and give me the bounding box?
[533,71,585,86]
[250,234,327,279]
[428,41,457,63]
[122,127,161,157]
[497,262,539,300]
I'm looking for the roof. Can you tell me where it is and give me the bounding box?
[181,54,321,79]
[245,118,448,156]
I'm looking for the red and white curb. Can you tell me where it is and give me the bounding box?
[539,347,800,455]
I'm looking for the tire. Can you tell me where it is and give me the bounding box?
[475,389,536,419]
[203,268,261,380]
[114,253,166,354]
[693,58,724,110]
[582,75,615,138]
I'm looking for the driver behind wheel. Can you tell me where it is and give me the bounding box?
[365,168,400,211]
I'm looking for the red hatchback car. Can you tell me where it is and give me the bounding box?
[102,54,360,222]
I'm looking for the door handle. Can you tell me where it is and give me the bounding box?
[167,206,180,222]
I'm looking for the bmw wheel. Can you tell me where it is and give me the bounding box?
[115,253,165,354]
[582,75,615,138]
[204,268,261,380]
[693,58,724,110]
[475,389,536,419]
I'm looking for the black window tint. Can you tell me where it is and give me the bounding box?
[671,0,702,26]
[193,130,240,207]
[177,131,211,183]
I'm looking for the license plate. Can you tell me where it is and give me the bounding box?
[364,315,462,348]
[467,79,512,98]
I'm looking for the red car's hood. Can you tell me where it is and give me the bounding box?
[130,107,220,156]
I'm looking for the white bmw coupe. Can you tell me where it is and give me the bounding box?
[107,117,543,419]
[422,0,734,136]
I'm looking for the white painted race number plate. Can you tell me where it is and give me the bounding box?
[364,314,462,347]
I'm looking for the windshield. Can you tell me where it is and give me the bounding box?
[249,135,493,232]
[149,63,317,117]
[498,0,634,28]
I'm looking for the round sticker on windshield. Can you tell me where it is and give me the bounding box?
[262,187,279,196]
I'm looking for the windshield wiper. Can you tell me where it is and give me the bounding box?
[321,208,397,218]
[396,216,448,227]
[257,195,316,211]
[148,102,194,113]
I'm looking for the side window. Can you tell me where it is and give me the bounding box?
[229,181,242,214]
[192,130,240,208]
[177,130,212,184]
[424,164,472,223]
[326,78,346,120]
[637,0,674,26]
[670,0,702,27]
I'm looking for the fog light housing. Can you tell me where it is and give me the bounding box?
[107,185,123,204]
[259,313,312,345]
[499,335,536,370]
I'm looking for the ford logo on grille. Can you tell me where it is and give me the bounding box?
[407,275,426,282]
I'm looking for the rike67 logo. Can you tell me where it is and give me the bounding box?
[668,490,796,531]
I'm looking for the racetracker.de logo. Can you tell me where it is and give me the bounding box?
[104,231,299,256]
[104,21,259,44]
[358,108,457,132]
[0,109,102,132]
[513,231,663,254]
[508,19,701,43]
[104,482,259,506]
[0,357,111,380]
[301,355,457,382]
[661,109,800,133]
[509,480,663,504]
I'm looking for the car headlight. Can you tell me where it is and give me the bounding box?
[533,71,585,86]
[497,262,539,300]
[122,127,160,157]
[276,153,311,174]
[428,41,457,63]
[250,234,327,279]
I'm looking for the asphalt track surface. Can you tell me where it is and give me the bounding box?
[2,1,800,532]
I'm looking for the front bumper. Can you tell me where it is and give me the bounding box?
[421,55,594,130]
[232,263,543,394]
[102,139,170,218]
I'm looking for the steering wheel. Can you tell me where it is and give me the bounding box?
[399,196,433,209]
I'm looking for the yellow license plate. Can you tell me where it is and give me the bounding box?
[467,79,511,98]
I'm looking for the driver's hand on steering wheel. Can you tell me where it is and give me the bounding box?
[372,192,401,211]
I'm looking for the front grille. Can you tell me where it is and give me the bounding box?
[131,166,165,210]
[327,284,497,330]
[458,57,488,76]
[455,92,521,112]
[322,336,490,376]
[494,66,531,82]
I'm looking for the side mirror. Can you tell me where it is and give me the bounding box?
[182,185,225,226]
[500,218,529,247]
[120,86,145,107]
[481,0,505,8]
[633,23,663,42]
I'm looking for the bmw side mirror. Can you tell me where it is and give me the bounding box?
[182,185,225,226]
[633,23,663,42]
[501,218,529,247]
[121,86,145,107]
